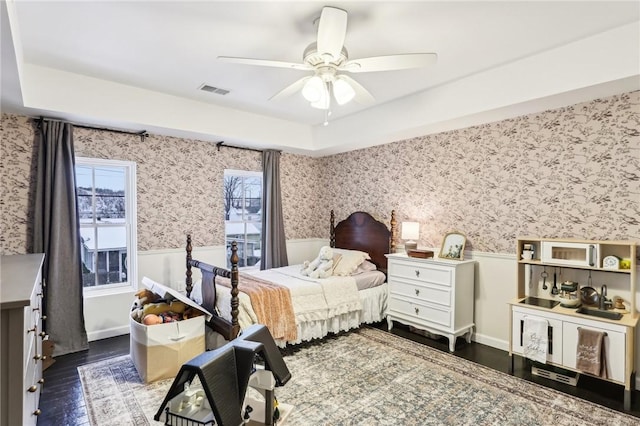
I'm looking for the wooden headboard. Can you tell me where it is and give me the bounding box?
[330,210,396,273]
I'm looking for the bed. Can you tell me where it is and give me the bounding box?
[185,210,397,346]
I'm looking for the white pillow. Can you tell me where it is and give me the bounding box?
[352,260,377,275]
[331,248,371,276]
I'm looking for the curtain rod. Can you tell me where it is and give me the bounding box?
[216,141,267,153]
[36,117,149,142]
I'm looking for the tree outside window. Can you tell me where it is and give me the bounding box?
[224,170,262,269]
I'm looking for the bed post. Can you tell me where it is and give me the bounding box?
[186,234,193,297]
[390,210,397,254]
[330,210,336,247]
[229,241,241,338]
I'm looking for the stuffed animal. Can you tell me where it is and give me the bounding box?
[142,300,188,317]
[301,246,334,279]
[134,288,161,306]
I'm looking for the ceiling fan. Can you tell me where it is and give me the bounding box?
[218,6,437,113]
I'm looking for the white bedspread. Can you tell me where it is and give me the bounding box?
[244,265,362,322]
[197,264,385,346]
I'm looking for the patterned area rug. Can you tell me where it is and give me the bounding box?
[79,327,638,425]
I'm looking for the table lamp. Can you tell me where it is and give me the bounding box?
[401,222,419,252]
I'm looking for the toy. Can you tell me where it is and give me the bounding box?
[135,288,161,306]
[143,312,181,325]
[142,300,188,317]
[300,246,334,279]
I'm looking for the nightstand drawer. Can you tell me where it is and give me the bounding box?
[389,297,451,328]
[389,261,453,287]
[389,280,451,308]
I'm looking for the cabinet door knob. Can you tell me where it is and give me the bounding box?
[415,289,420,296]
[39,331,46,337]
[414,307,420,315]
[33,354,42,361]
[415,270,420,277]
[38,378,45,385]
[33,409,42,416]
[42,315,47,320]
[27,385,38,393]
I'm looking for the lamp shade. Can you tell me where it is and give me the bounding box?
[401,222,420,240]
[332,77,355,105]
[302,76,325,103]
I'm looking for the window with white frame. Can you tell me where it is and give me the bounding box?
[224,170,262,269]
[75,157,137,290]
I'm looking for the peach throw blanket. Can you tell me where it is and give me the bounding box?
[215,273,297,342]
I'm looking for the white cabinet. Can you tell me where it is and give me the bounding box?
[562,321,626,383]
[385,254,475,352]
[1,254,45,426]
[511,308,563,365]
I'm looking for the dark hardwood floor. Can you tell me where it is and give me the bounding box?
[37,322,640,425]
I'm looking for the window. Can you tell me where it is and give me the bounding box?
[75,158,137,290]
[224,170,262,269]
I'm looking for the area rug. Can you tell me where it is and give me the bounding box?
[79,327,638,425]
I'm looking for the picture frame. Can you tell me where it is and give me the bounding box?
[439,231,466,260]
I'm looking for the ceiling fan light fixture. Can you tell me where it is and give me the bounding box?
[302,76,325,103]
[332,77,355,105]
[310,82,330,109]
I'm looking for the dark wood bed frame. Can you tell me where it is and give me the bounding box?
[185,210,396,341]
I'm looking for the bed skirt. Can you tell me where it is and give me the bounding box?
[203,283,388,349]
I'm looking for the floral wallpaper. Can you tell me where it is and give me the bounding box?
[1,91,638,256]
[324,92,640,254]
[0,115,326,254]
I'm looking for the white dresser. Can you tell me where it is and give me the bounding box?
[385,253,475,351]
[1,254,46,426]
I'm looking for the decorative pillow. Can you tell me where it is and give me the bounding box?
[351,260,377,275]
[331,248,371,276]
[331,253,343,272]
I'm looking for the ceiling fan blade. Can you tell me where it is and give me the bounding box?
[337,75,375,105]
[270,76,311,101]
[218,56,311,71]
[316,7,347,62]
[342,53,438,73]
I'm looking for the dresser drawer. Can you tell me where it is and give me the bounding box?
[389,297,451,328]
[389,260,453,287]
[389,280,451,308]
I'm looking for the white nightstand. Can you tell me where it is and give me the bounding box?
[385,253,476,352]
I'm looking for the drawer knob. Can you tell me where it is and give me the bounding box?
[33,409,42,416]
[42,315,47,320]
[39,332,46,338]
[414,307,420,315]
[27,385,38,393]
[34,354,42,361]
[415,270,420,277]
[38,378,45,385]
[415,289,420,296]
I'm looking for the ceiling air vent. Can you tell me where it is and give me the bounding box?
[198,84,230,95]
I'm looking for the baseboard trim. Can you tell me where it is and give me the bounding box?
[472,332,509,352]
[87,326,129,342]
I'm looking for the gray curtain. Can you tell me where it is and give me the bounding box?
[33,119,89,356]
[261,150,288,269]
